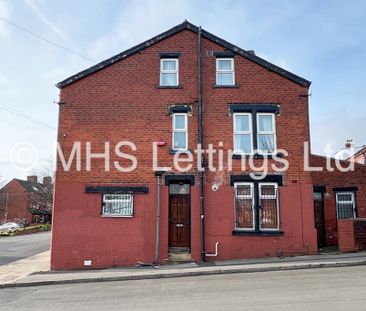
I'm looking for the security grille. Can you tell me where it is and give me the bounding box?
[336,192,355,219]
[102,194,133,216]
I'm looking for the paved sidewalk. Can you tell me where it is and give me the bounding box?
[0,251,49,284]
[1,252,366,288]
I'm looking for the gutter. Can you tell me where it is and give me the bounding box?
[198,26,206,262]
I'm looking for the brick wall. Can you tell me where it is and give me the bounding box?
[51,28,317,269]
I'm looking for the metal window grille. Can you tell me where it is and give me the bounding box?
[234,183,254,229]
[259,184,279,230]
[102,194,133,216]
[336,192,355,219]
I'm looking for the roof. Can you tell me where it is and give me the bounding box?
[335,145,366,161]
[57,20,311,89]
[15,179,43,193]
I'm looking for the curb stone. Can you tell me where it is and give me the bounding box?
[1,260,366,289]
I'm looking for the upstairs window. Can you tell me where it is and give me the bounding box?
[160,59,179,86]
[216,58,234,86]
[257,113,276,154]
[102,194,133,217]
[233,113,253,154]
[172,113,188,150]
[336,192,356,219]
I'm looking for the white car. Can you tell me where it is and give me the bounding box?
[0,222,20,233]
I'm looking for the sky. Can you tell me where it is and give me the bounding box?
[0,0,366,182]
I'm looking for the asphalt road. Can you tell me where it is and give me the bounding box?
[0,232,51,266]
[1,265,366,310]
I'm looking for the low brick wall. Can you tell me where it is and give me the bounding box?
[338,219,366,252]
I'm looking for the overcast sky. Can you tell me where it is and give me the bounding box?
[0,0,365,182]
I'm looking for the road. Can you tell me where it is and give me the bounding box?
[0,232,51,266]
[1,265,366,310]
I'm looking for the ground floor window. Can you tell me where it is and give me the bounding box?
[336,192,356,219]
[234,182,279,231]
[102,194,133,216]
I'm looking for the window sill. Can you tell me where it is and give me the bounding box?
[156,85,182,89]
[214,84,239,88]
[169,149,192,154]
[101,215,133,218]
[232,152,284,160]
[232,230,284,236]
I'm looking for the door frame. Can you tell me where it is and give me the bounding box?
[168,182,191,250]
[313,187,326,248]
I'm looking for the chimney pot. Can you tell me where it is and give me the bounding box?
[345,139,354,149]
[43,176,52,186]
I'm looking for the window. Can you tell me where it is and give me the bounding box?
[336,192,356,219]
[257,113,276,153]
[102,194,133,217]
[233,112,277,155]
[233,113,252,154]
[169,183,190,195]
[160,59,178,86]
[216,58,234,86]
[172,113,188,150]
[234,183,254,229]
[234,182,279,231]
[259,183,279,230]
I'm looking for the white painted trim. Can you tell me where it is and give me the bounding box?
[160,58,179,86]
[234,182,255,230]
[336,192,356,219]
[256,113,277,154]
[216,58,235,85]
[233,113,253,154]
[259,182,280,231]
[172,113,188,151]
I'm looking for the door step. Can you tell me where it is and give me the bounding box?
[166,250,193,264]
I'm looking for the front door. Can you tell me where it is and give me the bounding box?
[169,184,191,248]
[313,192,326,248]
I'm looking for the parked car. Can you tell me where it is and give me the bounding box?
[0,222,20,233]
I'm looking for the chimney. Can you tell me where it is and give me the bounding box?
[27,175,38,184]
[345,139,354,149]
[43,176,52,186]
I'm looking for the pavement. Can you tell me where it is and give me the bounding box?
[0,231,50,265]
[1,266,366,310]
[1,250,366,289]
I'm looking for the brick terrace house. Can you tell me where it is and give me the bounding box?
[0,176,52,225]
[51,21,366,270]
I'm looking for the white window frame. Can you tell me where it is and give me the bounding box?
[160,58,179,86]
[234,182,255,231]
[257,113,277,154]
[102,194,134,217]
[336,192,356,219]
[259,182,280,231]
[216,58,235,86]
[172,113,188,151]
[233,113,253,154]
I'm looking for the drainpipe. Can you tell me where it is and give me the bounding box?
[198,26,206,262]
[154,172,162,266]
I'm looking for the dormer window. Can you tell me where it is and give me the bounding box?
[216,58,234,86]
[160,59,179,86]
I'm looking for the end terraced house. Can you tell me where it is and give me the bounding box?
[51,21,366,270]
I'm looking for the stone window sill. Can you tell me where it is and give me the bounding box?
[232,230,284,236]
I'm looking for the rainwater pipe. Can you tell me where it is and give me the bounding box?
[205,242,220,257]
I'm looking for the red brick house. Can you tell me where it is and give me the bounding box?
[0,176,52,225]
[51,21,366,270]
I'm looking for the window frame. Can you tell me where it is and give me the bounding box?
[258,182,280,231]
[336,191,356,219]
[234,182,255,231]
[160,58,179,86]
[101,193,134,218]
[233,112,253,155]
[216,58,235,86]
[172,113,188,151]
[257,113,277,154]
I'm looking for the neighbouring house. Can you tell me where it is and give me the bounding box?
[51,21,366,270]
[0,176,53,225]
[335,140,366,164]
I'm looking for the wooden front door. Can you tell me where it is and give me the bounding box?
[314,192,326,248]
[169,193,191,248]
